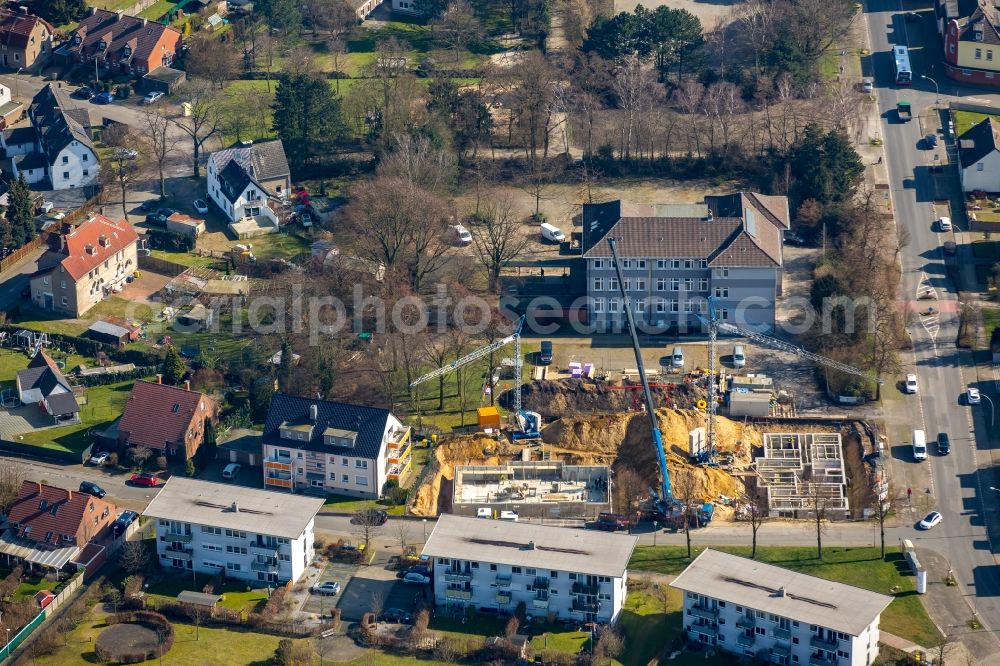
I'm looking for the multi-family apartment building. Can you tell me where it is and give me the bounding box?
[422,514,638,624]
[59,8,182,78]
[0,8,55,71]
[261,394,412,498]
[29,215,137,317]
[582,192,790,334]
[142,477,323,585]
[670,550,892,666]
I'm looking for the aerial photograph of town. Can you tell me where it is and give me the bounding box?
[0,0,997,663]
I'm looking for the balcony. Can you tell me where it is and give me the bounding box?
[572,600,601,614]
[532,597,550,610]
[251,560,279,573]
[689,622,716,638]
[495,574,512,588]
[387,426,411,447]
[773,627,792,640]
[250,543,278,556]
[264,456,293,471]
[809,635,838,651]
[769,644,792,660]
[810,656,837,666]
[265,476,292,489]
[445,588,472,600]
[736,633,755,648]
[532,577,550,590]
[688,604,718,620]
[164,531,192,543]
[495,592,512,604]
[163,545,192,561]
[736,616,756,630]
[444,571,473,582]
[571,582,599,596]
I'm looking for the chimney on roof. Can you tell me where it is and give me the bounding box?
[156,374,162,384]
[527,541,535,550]
[37,481,42,493]
[184,380,191,391]
[310,404,318,421]
[231,501,239,512]
[18,6,28,14]
[89,5,96,14]
[142,17,147,26]
[67,488,72,500]
[776,586,785,597]
[98,234,109,247]
[115,9,124,20]
[705,211,714,222]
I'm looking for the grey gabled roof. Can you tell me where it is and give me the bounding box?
[210,140,290,202]
[45,391,80,416]
[261,393,392,460]
[670,550,893,637]
[958,117,1000,168]
[142,477,323,539]
[29,84,95,164]
[16,352,72,397]
[423,514,638,578]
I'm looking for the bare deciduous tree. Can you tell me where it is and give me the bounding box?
[119,540,150,574]
[468,196,531,293]
[104,146,144,220]
[352,508,386,551]
[138,109,180,199]
[740,479,768,559]
[0,461,28,514]
[173,83,222,178]
[674,467,700,559]
[393,520,411,556]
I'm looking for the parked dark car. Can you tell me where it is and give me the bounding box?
[539,340,553,365]
[382,608,413,624]
[406,565,431,578]
[92,91,115,104]
[113,510,138,536]
[937,432,951,455]
[350,508,388,526]
[79,481,106,498]
[73,86,94,99]
[139,199,160,212]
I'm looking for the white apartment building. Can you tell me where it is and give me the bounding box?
[670,550,893,666]
[261,394,413,498]
[142,477,323,585]
[422,514,638,624]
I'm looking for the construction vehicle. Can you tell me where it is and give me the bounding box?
[607,238,673,508]
[409,315,541,439]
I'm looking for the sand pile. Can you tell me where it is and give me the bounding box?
[517,379,705,418]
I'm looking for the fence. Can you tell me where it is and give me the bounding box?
[0,230,51,274]
[0,436,91,464]
[0,571,84,660]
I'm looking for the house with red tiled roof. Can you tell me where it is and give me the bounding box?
[0,481,117,571]
[0,8,54,71]
[29,214,138,317]
[117,378,218,460]
[57,8,181,78]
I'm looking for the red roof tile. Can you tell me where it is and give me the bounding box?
[68,8,181,72]
[54,215,138,281]
[118,380,215,452]
[7,481,117,547]
[0,10,53,51]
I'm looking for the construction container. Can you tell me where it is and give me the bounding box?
[477,406,501,430]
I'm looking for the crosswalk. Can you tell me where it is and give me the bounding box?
[916,272,939,340]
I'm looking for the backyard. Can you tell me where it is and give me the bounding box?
[953,109,999,136]
[17,379,136,453]
[628,545,943,647]
[144,573,270,613]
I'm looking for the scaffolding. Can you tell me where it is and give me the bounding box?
[757,433,849,519]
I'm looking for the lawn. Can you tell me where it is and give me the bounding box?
[150,248,218,269]
[17,379,138,453]
[629,545,943,648]
[145,574,268,612]
[321,494,406,517]
[953,110,998,136]
[7,306,89,337]
[617,587,681,666]
[33,615,306,666]
[983,308,1000,340]
[137,0,177,20]
[13,576,59,600]
[252,232,313,262]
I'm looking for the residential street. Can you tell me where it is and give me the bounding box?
[864,0,1000,659]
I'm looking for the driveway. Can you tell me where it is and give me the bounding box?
[298,560,359,618]
[0,403,61,439]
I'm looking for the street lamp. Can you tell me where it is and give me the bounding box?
[921,74,940,107]
[422,518,427,542]
[982,394,995,428]
[13,67,22,100]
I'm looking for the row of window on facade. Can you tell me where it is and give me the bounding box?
[437,558,613,583]
[592,258,715,271]
[274,449,369,468]
[591,297,729,318]
[595,277,738,294]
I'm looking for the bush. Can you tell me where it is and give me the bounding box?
[123,574,145,599]
[156,455,168,470]
[254,585,288,623]
[147,228,196,252]
[108,452,119,466]
[185,459,196,476]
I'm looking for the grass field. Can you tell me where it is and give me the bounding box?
[629,545,943,648]
[14,575,59,600]
[321,494,406,516]
[150,248,218,268]
[145,574,268,613]
[953,110,997,136]
[983,307,1000,340]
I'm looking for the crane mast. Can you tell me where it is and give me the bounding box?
[607,238,672,502]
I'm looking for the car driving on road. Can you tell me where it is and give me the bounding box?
[938,432,950,455]
[918,511,943,530]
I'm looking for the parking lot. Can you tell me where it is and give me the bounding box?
[317,552,430,621]
[300,560,359,616]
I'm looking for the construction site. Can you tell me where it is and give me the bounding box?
[450,461,611,520]
[410,379,881,525]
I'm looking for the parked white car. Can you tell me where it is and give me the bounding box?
[967,387,982,405]
[905,374,919,394]
[142,91,164,105]
[193,199,209,215]
[89,451,109,465]
[937,216,952,232]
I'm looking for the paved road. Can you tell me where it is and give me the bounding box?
[864,0,1000,657]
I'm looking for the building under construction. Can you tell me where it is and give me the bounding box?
[756,433,850,519]
[452,461,611,520]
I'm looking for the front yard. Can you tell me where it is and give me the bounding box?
[17,379,136,453]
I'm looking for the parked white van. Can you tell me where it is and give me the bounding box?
[732,345,746,368]
[540,222,565,243]
[671,346,685,369]
[499,510,519,522]
[912,430,927,461]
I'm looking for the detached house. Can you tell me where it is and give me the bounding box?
[942,1,1000,86]
[957,116,1000,192]
[0,8,55,71]
[261,394,412,497]
[29,215,138,317]
[59,7,181,78]
[207,140,290,236]
[0,481,118,572]
[2,84,98,190]
[117,378,218,460]
[582,192,790,334]
[15,351,80,424]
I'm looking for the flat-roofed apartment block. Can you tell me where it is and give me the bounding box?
[756,433,849,519]
[142,477,323,585]
[671,550,892,666]
[422,514,638,624]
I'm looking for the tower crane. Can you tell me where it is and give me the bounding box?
[695,295,881,464]
[607,238,672,505]
[408,315,540,438]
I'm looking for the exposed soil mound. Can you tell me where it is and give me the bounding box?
[517,379,705,418]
